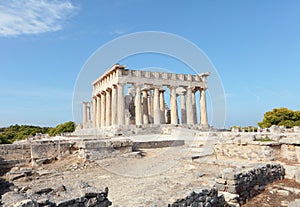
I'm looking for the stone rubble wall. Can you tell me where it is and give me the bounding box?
[168,188,227,207]
[214,164,285,203]
[0,144,31,161]
[2,185,112,207]
[132,140,184,150]
[76,139,133,160]
[214,143,281,161]
[211,132,300,162]
[31,141,72,160]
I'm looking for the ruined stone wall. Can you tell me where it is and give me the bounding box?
[0,144,31,161]
[214,143,281,161]
[31,141,71,160]
[214,164,285,203]
[280,144,300,162]
[132,140,184,150]
[168,165,284,207]
[0,141,72,163]
[168,188,226,207]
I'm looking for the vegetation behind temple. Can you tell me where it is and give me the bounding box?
[0,121,75,144]
[258,108,300,128]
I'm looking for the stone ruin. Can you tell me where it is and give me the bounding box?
[76,64,211,137]
[0,65,300,206]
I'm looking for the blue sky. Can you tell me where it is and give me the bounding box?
[0,0,300,128]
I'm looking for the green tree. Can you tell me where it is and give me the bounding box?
[258,108,300,128]
[49,121,75,136]
[0,124,53,144]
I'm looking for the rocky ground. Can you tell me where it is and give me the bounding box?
[1,145,300,206]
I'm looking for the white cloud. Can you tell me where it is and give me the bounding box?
[0,0,78,36]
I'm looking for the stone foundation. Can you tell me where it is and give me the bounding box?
[214,164,285,203]
[168,188,226,207]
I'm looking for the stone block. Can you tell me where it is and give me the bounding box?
[277,189,290,196]
[13,199,38,207]
[289,199,300,207]
[295,171,300,183]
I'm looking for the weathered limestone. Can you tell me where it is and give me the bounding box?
[96,95,101,128]
[192,90,197,124]
[100,92,106,127]
[200,88,208,126]
[117,83,125,126]
[142,89,149,124]
[105,89,112,126]
[186,87,194,125]
[92,97,97,128]
[179,92,186,124]
[147,90,153,124]
[159,89,166,124]
[81,64,210,130]
[153,87,161,124]
[170,86,178,125]
[135,85,142,125]
[111,85,117,125]
[82,102,92,128]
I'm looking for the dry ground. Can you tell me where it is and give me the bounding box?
[2,145,300,206]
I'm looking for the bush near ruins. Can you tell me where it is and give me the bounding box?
[0,121,75,144]
[258,108,300,128]
[0,125,51,144]
[49,121,75,136]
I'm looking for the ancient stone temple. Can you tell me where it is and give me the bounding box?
[80,64,210,134]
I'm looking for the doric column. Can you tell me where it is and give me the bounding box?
[100,92,106,127]
[179,92,187,124]
[147,91,153,124]
[135,85,142,125]
[186,87,194,124]
[88,102,92,128]
[111,85,118,126]
[92,97,97,128]
[159,89,165,124]
[82,102,87,128]
[142,89,149,124]
[105,88,112,126]
[153,87,161,124]
[192,89,197,124]
[117,83,125,125]
[170,86,178,124]
[96,95,101,128]
[200,88,208,126]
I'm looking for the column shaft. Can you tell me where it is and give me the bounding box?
[200,88,208,126]
[142,90,149,124]
[100,92,106,127]
[88,103,92,128]
[186,87,194,124]
[192,91,197,124]
[180,93,187,124]
[153,87,161,124]
[96,95,101,128]
[135,85,142,125]
[170,87,178,124]
[147,91,153,124]
[111,85,117,125]
[105,89,112,126]
[159,90,165,124]
[92,97,97,128]
[117,83,125,125]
